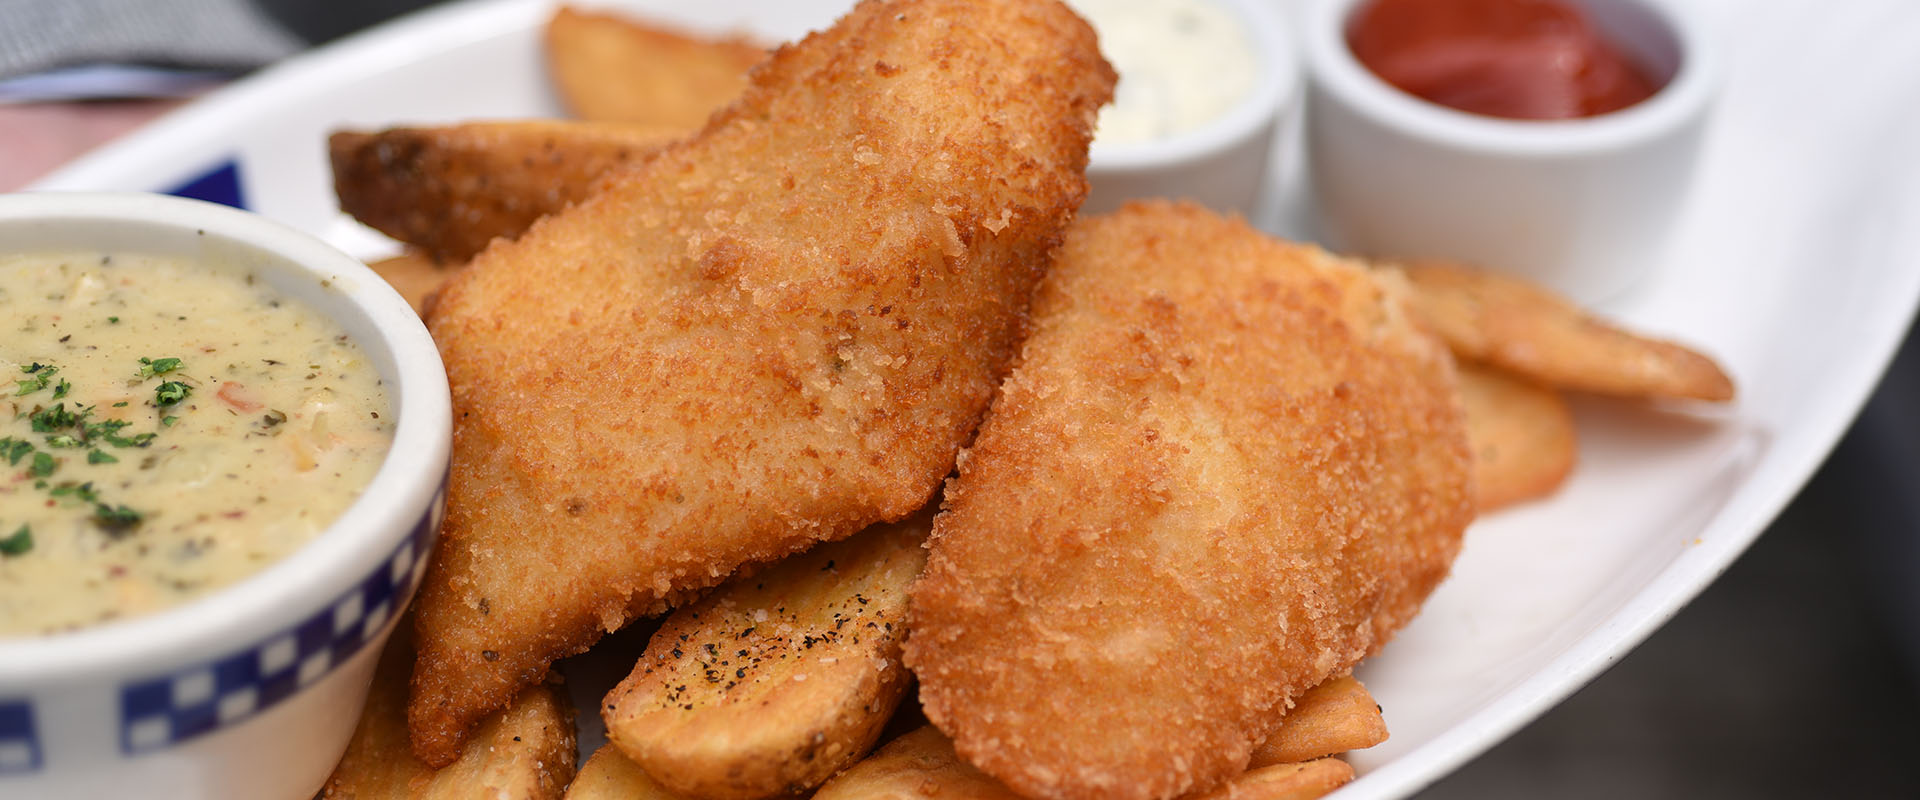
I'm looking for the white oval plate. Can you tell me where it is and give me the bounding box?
[28,0,1920,795]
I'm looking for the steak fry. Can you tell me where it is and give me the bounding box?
[330,120,680,263]
[545,5,766,128]
[1456,361,1578,511]
[408,0,1113,768]
[603,515,928,799]
[1398,260,1735,402]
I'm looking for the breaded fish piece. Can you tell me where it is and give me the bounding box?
[905,202,1474,800]
[410,0,1113,768]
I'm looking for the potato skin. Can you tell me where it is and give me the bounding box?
[1398,259,1735,402]
[545,5,766,128]
[322,623,575,800]
[329,120,679,263]
[563,746,694,800]
[603,517,928,799]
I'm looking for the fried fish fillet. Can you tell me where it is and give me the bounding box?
[905,202,1474,800]
[410,0,1113,768]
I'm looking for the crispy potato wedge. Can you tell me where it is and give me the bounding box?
[817,727,1355,800]
[1455,361,1579,511]
[366,250,457,319]
[1182,760,1355,800]
[602,515,929,799]
[1249,676,1390,767]
[321,623,576,799]
[1398,260,1735,403]
[545,5,766,128]
[330,120,679,263]
[811,726,1024,800]
[563,746,693,800]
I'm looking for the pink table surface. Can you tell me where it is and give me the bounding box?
[0,99,191,192]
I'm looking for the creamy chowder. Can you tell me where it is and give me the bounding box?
[1,250,393,637]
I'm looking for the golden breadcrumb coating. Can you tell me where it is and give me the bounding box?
[409,0,1113,767]
[906,202,1473,800]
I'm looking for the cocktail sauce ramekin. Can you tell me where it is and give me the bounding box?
[1304,0,1719,304]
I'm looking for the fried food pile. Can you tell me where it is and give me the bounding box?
[320,1,1737,798]
[406,0,1114,769]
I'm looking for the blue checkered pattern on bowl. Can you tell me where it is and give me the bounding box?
[0,701,41,775]
[118,501,439,755]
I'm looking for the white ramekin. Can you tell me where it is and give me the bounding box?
[1303,0,1719,304]
[1081,0,1301,216]
[0,192,450,799]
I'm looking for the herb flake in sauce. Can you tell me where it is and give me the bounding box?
[2,250,394,637]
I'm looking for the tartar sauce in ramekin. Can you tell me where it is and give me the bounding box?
[0,251,393,637]
[1072,0,1260,146]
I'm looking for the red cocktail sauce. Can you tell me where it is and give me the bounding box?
[1347,0,1664,120]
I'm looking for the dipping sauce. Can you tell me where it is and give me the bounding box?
[0,251,393,637]
[1072,0,1259,145]
[1347,0,1662,120]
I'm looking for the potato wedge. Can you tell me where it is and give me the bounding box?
[817,726,1355,800]
[321,622,575,799]
[330,120,679,263]
[366,249,457,319]
[811,726,1024,800]
[1249,675,1389,767]
[602,515,929,799]
[1182,760,1355,800]
[545,5,766,128]
[1456,361,1579,512]
[563,746,693,800]
[1398,260,1735,403]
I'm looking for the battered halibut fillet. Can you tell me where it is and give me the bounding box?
[410,0,1113,766]
[905,202,1474,800]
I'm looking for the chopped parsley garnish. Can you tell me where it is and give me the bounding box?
[107,316,120,324]
[51,379,71,399]
[49,481,101,504]
[1,437,33,466]
[15,363,57,396]
[44,434,81,449]
[28,452,55,479]
[28,403,83,432]
[0,525,30,557]
[85,419,154,449]
[154,381,192,406]
[87,449,118,465]
[92,504,143,533]
[162,416,180,428]
[136,357,183,379]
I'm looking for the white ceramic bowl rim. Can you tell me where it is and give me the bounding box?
[0,191,449,680]
[1087,0,1300,170]
[1304,0,1719,157]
